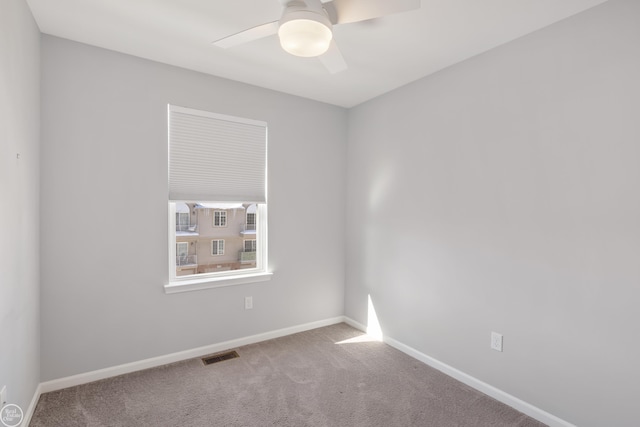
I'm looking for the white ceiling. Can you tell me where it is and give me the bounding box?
[26,0,609,108]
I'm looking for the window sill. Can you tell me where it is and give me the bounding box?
[165,271,273,294]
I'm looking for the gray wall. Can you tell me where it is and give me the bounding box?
[40,36,347,381]
[345,0,639,426]
[0,0,41,414]
[15,1,639,424]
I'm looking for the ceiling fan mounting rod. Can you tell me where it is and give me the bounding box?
[280,0,332,26]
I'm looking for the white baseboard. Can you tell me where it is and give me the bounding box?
[343,317,367,333]
[32,316,573,427]
[343,316,575,427]
[39,316,346,394]
[22,382,42,427]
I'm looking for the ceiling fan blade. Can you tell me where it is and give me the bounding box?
[327,0,420,25]
[212,21,279,49]
[319,40,347,74]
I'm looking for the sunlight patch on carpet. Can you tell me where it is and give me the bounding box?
[335,333,381,345]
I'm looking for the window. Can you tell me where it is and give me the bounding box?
[176,203,190,232]
[213,211,227,227]
[246,212,256,231]
[211,239,225,255]
[176,212,189,231]
[244,239,257,252]
[176,242,188,258]
[167,105,271,293]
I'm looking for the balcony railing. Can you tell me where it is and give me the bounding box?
[239,251,256,263]
[176,255,197,266]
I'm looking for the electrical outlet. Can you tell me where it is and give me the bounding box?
[1,385,7,407]
[491,332,503,352]
[244,296,253,310]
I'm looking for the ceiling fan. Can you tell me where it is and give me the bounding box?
[212,0,421,74]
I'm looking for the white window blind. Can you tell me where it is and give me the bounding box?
[169,105,267,203]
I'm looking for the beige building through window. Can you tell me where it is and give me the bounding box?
[175,202,258,276]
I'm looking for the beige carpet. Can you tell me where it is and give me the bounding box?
[30,323,547,426]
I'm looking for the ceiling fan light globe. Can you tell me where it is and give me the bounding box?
[278,19,332,57]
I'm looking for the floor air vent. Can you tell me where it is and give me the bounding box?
[202,350,239,365]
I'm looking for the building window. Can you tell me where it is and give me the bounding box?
[167,105,270,292]
[176,212,189,231]
[211,239,225,256]
[176,242,188,259]
[244,239,257,252]
[246,212,256,231]
[213,211,227,227]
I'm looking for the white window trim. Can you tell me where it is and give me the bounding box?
[166,203,271,294]
[167,105,270,294]
[165,271,273,294]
